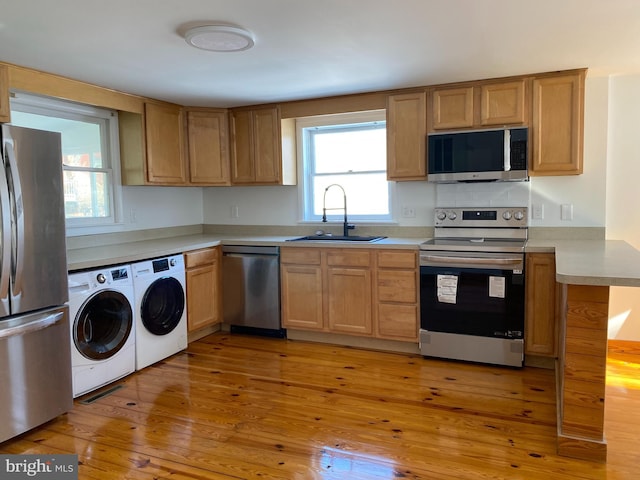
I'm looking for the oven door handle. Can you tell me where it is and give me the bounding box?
[421,254,522,269]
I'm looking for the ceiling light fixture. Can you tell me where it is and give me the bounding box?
[184,25,254,52]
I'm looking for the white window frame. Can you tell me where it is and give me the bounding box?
[10,92,124,234]
[296,109,395,223]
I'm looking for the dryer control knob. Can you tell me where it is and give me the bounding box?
[96,273,106,284]
[170,258,177,267]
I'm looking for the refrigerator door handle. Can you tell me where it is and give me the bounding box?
[0,310,64,339]
[0,142,12,317]
[4,139,25,308]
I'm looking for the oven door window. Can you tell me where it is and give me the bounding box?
[420,266,524,338]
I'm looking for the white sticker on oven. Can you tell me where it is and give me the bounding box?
[437,274,458,304]
[489,276,506,298]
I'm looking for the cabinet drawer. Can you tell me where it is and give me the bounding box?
[376,250,417,269]
[377,304,418,341]
[326,249,370,267]
[377,270,417,303]
[281,247,321,265]
[185,247,217,268]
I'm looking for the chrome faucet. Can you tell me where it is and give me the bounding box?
[322,184,355,237]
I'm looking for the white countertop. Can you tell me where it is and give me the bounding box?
[526,238,640,287]
[66,234,425,271]
[67,232,640,288]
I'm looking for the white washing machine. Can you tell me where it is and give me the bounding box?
[68,264,136,398]
[132,254,187,370]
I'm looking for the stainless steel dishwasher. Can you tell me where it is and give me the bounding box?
[222,245,285,337]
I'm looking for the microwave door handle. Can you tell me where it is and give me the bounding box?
[504,129,511,171]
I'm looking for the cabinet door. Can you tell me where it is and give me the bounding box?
[145,102,187,184]
[281,264,324,330]
[480,80,526,126]
[525,253,558,356]
[386,92,427,180]
[230,109,254,183]
[327,267,372,336]
[253,107,282,184]
[531,72,585,175]
[186,110,230,185]
[0,65,10,123]
[186,263,219,332]
[432,87,474,129]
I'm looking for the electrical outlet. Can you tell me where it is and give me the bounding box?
[532,204,544,220]
[231,205,240,218]
[402,206,416,218]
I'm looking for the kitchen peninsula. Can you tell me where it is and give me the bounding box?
[526,238,640,461]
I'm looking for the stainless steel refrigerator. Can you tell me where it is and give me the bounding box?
[0,124,72,443]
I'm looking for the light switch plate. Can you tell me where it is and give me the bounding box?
[561,204,573,221]
[532,204,544,220]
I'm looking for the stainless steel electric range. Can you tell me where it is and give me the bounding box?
[419,207,528,367]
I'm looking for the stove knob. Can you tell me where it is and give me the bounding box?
[514,211,524,221]
[447,211,457,220]
[96,273,106,284]
[436,211,446,221]
[502,211,512,220]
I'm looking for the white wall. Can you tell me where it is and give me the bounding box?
[606,74,640,340]
[202,182,437,227]
[67,186,204,236]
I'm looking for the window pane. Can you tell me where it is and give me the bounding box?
[312,126,386,174]
[10,111,104,168]
[63,171,110,218]
[313,173,390,217]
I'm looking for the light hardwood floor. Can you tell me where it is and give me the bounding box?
[2,332,639,479]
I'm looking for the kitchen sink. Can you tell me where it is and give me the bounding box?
[287,235,386,243]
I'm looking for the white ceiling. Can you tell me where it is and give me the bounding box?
[1,0,640,108]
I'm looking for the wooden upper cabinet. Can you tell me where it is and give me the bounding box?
[480,80,526,126]
[431,86,474,130]
[230,105,290,185]
[144,102,187,184]
[0,64,10,123]
[386,92,427,180]
[186,109,230,185]
[531,71,585,176]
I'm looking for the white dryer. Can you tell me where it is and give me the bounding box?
[68,264,136,398]
[132,254,187,370]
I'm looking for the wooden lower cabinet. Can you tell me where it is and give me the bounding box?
[281,247,419,342]
[525,253,559,356]
[185,247,221,333]
[374,250,419,342]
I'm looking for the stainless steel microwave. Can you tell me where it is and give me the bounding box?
[427,127,528,183]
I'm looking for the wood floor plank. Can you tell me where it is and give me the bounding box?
[1,332,639,479]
